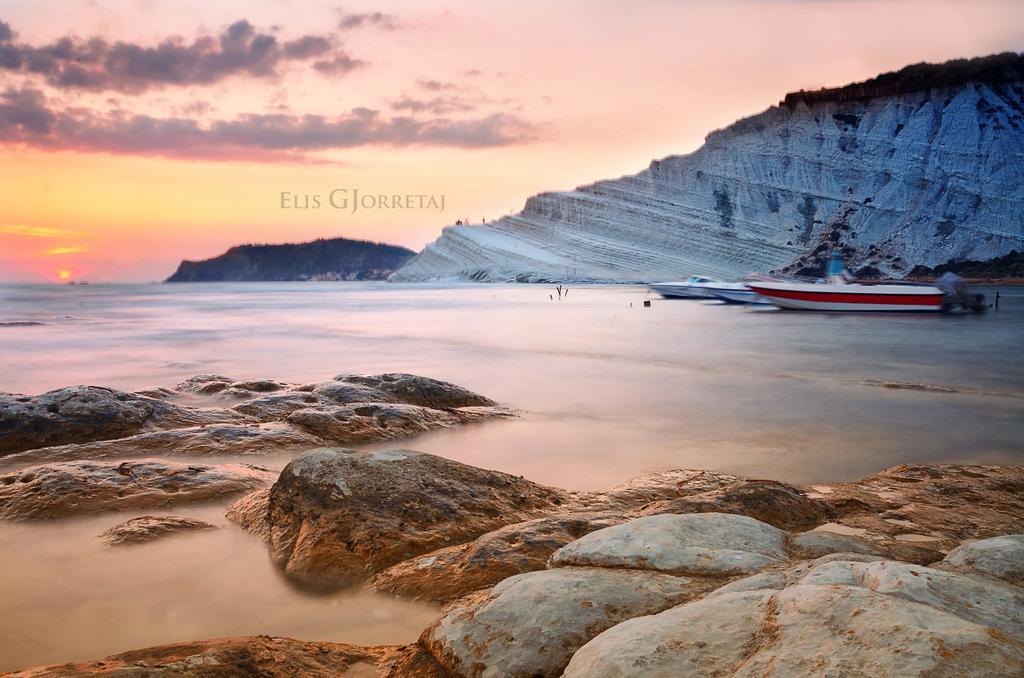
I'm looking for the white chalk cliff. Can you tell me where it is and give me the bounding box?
[392,54,1024,282]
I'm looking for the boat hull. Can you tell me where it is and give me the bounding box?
[705,287,771,305]
[649,283,714,299]
[747,283,945,312]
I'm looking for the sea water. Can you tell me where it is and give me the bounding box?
[0,282,1021,670]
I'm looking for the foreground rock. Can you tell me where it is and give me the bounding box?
[422,567,705,678]
[549,513,787,576]
[228,448,567,585]
[1,373,511,463]
[419,513,786,676]
[9,459,1024,676]
[369,512,623,602]
[9,636,448,677]
[806,464,1024,554]
[0,459,273,520]
[365,464,1024,604]
[98,515,217,546]
[564,555,1024,677]
[938,534,1024,586]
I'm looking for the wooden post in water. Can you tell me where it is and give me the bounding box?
[995,291,1000,309]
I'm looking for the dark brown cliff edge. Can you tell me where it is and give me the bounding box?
[783,51,1024,108]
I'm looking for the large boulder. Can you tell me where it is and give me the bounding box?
[98,515,217,546]
[938,534,1024,586]
[564,556,1024,677]
[368,512,623,603]
[0,386,242,455]
[229,448,568,585]
[9,637,448,677]
[550,513,788,576]
[0,459,273,520]
[422,567,704,678]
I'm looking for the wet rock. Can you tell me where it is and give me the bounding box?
[422,567,703,678]
[566,556,1024,677]
[0,386,243,455]
[310,380,399,404]
[789,529,887,559]
[229,448,567,585]
[637,479,835,530]
[175,374,239,395]
[9,637,449,677]
[224,488,272,541]
[550,513,787,576]
[288,404,454,443]
[232,392,326,420]
[1,373,511,461]
[98,515,217,546]
[939,534,1024,586]
[569,469,742,513]
[333,373,496,409]
[369,513,623,603]
[1,424,318,467]
[288,403,514,447]
[0,459,273,520]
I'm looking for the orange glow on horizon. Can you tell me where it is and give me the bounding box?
[57,270,72,280]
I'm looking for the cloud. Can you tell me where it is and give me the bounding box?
[0,19,362,94]
[417,79,457,91]
[0,224,93,239]
[337,11,402,31]
[391,95,476,115]
[313,53,364,76]
[0,86,535,162]
[45,245,90,255]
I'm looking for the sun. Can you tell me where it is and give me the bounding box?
[57,270,71,280]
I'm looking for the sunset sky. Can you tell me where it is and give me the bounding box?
[1,0,1022,282]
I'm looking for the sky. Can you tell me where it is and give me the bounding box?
[1,0,1022,282]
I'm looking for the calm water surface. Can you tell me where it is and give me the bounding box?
[0,282,1022,670]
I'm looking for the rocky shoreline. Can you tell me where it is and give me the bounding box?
[1,375,1023,676]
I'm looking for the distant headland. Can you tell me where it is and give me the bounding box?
[165,237,416,282]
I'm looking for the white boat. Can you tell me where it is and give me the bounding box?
[701,282,772,305]
[648,276,719,299]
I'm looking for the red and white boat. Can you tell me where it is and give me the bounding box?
[746,280,945,312]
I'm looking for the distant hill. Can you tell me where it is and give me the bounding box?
[166,237,416,282]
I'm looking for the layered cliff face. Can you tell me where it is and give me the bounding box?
[393,55,1024,282]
